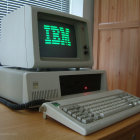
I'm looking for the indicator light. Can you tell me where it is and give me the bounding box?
[84,86,88,90]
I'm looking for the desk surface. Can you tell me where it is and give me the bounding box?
[0,103,140,140]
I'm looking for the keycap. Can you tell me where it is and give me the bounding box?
[82,117,93,124]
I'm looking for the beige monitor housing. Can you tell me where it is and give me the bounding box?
[0,5,92,69]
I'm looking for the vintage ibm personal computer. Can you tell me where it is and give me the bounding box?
[0,5,107,104]
[0,5,140,135]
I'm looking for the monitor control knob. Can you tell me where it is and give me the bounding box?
[84,51,88,55]
[83,45,88,49]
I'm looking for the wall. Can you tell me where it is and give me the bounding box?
[70,0,84,17]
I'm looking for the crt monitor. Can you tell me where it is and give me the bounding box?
[0,5,92,69]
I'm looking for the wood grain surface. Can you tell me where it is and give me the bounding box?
[0,103,140,140]
[93,0,140,97]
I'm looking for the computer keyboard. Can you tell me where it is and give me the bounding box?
[40,90,140,135]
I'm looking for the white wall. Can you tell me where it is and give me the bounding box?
[70,0,84,17]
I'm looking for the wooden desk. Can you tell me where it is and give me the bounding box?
[0,103,140,140]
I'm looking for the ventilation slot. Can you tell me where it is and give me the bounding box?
[31,89,59,100]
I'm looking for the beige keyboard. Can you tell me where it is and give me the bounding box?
[40,90,140,135]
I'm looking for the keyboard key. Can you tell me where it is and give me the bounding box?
[68,109,78,115]
[82,117,93,124]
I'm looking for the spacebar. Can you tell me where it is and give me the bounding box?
[103,104,132,117]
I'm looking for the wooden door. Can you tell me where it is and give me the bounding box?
[93,0,140,97]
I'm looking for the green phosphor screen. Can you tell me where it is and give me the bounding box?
[44,25,71,46]
[38,19,77,58]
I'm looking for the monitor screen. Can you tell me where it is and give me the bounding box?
[38,19,77,58]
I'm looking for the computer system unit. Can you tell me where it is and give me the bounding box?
[0,67,107,104]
